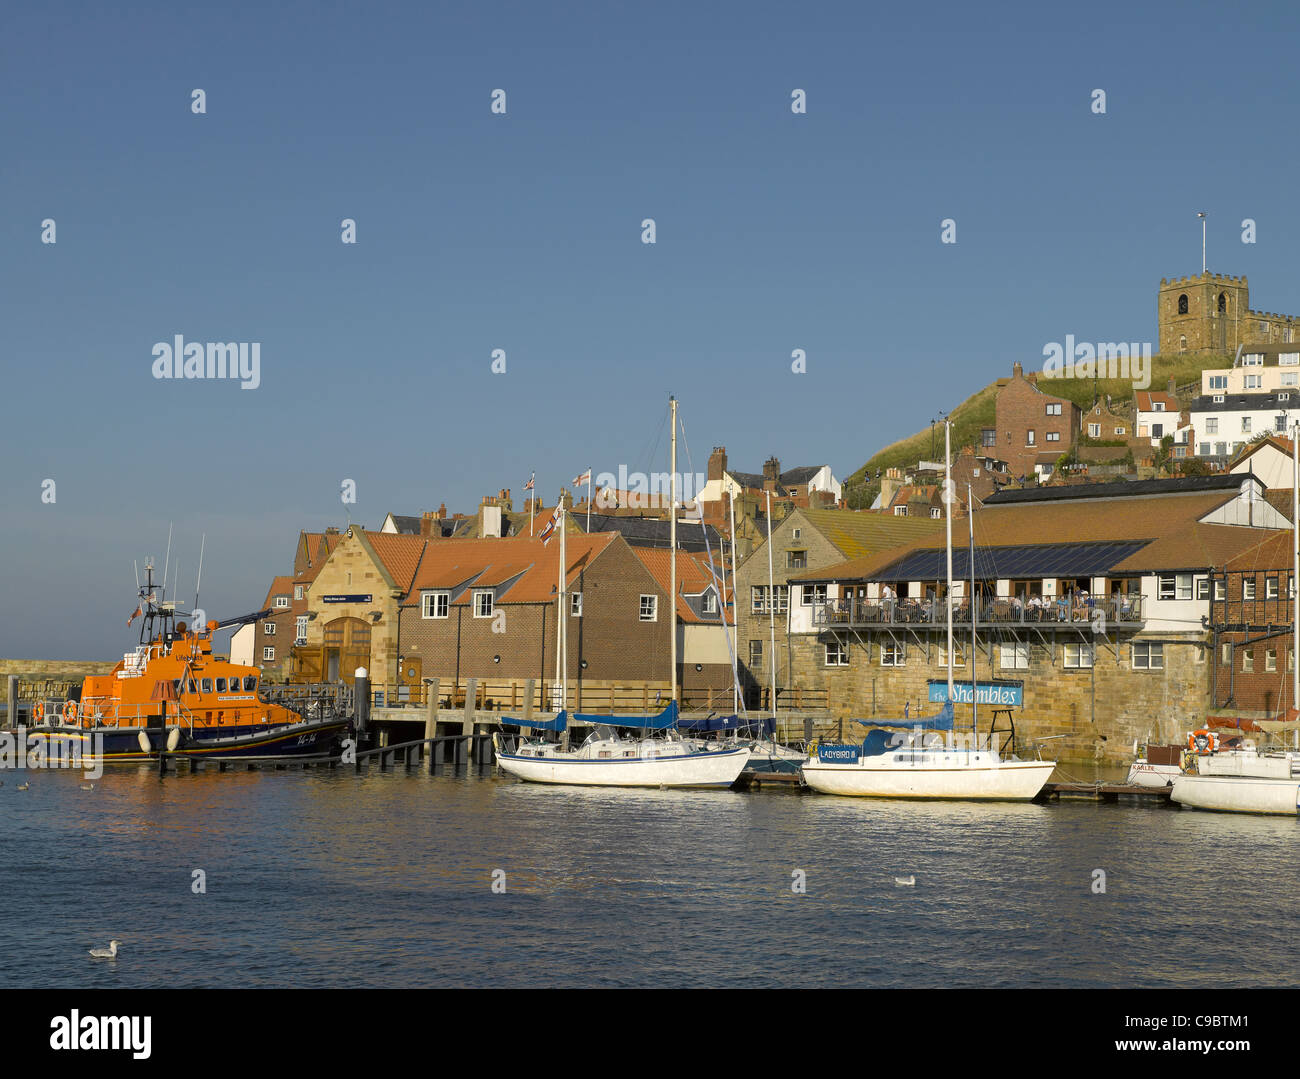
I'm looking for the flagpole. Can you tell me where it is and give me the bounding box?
[729,490,739,715]
[670,397,678,709]
[587,469,592,532]
[529,472,534,535]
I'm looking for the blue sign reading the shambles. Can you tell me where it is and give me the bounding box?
[927,680,1023,706]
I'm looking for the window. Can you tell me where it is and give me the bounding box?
[1278,415,1289,433]
[1063,643,1093,669]
[1046,431,1060,442]
[1199,443,1210,456]
[274,595,290,609]
[571,592,583,616]
[1243,353,1263,366]
[999,643,1030,670]
[792,528,801,540]
[1131,642,1164,670]
[1178,293,1189,314]
[982,428,997,448]
[263,621,276,635]
[1242,416,1252,434]
[1282,353,1300,366]
[262,647,275,662]
[930,508,941,518]
[1152,402,1165,412]
[294,584,304,600]
[1151,424,1164,439]
[1245,375,1262,390]
[1115,426,1126,435]
[216,678,227,692]
[640,595,658,621]
[1258,320,1269,334]
[1243,650,1254,673]
[1088,423,1100,438]
[201,678,212,693]
[1222,643,1232,665]
[1285,373,1300,387]
[1205,417,1218,434]
[1180,336,1188,352]
[1209,375,1227,390]
[1176,574,1193,600]
[801,584,827,606]
[1266,649,1278,672]
[244,676,258,691]
[295,615,307,643]
[1219,292,1227,313]
[894,506,908,516]
[825,640,849,666]
[787,550,807,570]
[1267,577,1279,600]
[1196,577,1209,601]
[701,591,717,615]
[1026,430,1036,446]
[1213,395,1225,404]
[937,642,966,667]
[749,640,763,667]
[422,591,449,619]
[774,585,789,612]
[880,643,905,667]
[1214,579,1226,601]
[1046,403,1062,416]
[473,590,494,618]
[752,586,767,613]
[1244,579,1256,600]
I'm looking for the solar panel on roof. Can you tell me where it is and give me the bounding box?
[868,540,1150,582]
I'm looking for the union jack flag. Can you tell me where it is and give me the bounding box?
[523,475,534,490]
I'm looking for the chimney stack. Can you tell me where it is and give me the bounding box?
[708,446,728,483]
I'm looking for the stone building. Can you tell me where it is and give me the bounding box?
[785,475,1287,765]
[1158,272,1300,356]
[733,508,943,710]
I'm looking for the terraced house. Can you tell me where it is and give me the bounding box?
[785,475,1288,765]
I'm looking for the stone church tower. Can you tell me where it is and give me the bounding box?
[1158,272,1299,356]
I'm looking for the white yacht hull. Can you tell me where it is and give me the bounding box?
[801,759,1057,800]
[496,745,751,788]
[1170,774,1300,815]
[1125,761,1182,788]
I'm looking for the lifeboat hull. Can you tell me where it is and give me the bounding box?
[26,718,351,762]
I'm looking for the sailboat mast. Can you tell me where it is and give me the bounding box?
[729,490,739,714]
[1292,426,1298,734]
[670,396,678,707]
[766,488,777,726]
[945,420,954,701]
[969,482,977,745]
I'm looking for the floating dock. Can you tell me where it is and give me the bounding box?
[1037,781,1173,803]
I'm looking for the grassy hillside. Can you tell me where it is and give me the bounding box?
[843,351,1231,508]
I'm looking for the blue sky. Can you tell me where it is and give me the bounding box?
[4,0,1300,657]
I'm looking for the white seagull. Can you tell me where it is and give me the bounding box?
[80,783,95,791]
[17,783,29,791]
[89,940,122,959]
[894,875,916,887]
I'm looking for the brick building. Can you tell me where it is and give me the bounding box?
[993,362,1082,478]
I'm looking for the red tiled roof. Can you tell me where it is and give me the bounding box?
[262,575,294,607]
[632,548,731,624]
[362,532,429,592]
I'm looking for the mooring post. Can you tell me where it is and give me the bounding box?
[6,675,17,730]
[462,677,476,764]
[425,678,439,775]
[354,666,371,744]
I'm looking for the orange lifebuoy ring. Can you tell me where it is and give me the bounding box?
[63,700,78,724]
[33,701,44,723]
[1188,729,1216,755]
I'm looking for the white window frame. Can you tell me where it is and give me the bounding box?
[274,595,290,609]
[825,640,849,667]
[571,592,583,617]
[1244,579,1256,600]
[801,584,827,607]
[295,615,308,644]
[263,621,276,635]
[640,595,658,622]
[880,643,905,667]
[262,646,275,661]
[294,584,304,600]
[473,590,494,618]
[1063,643,1093,669]
[701,591,717,615]
[999,642,1030,670]
[421,591,449,619]
[1131,641,1164,670]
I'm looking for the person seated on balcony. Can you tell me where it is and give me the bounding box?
[1074,589,1091,620]
[1054,594,1069,620]
[1011,594,1024,620]
[1026,594,1043,621]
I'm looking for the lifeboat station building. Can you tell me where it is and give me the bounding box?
[786,475,1288,766]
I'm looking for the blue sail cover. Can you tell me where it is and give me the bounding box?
[677,713,741,731]
[501,710,568,732]
[853,701,955,732]
[574,701,678,730]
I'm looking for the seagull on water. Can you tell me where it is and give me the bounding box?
[894,875,916,887]
[89,940,122,959]
[17,783,29,791]
[80,783,95,791]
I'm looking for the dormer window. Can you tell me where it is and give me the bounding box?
[274,595,290,609]
[473,590,494,618]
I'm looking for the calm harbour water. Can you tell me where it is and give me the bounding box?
[1,765,1296,989]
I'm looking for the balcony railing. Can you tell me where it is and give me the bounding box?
[811,594,1144,630]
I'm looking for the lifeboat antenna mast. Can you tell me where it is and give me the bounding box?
[162,523,174,604]
[194,534,206,622]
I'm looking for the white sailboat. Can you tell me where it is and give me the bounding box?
[1172,423,1300,815]
[493,396,751,788]
[800,420,1057,801]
